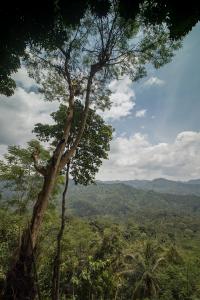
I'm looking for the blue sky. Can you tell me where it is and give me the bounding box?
[0,23,200,181]
[110,22,200,143]
[99,22,200,180]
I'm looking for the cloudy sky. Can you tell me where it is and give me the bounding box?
[0,23,200,181]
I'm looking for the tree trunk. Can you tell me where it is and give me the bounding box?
[3,65,96,300]
[3,165,59,300]
[52,164,69,300]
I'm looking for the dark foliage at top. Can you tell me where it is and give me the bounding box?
[1,0,200,96]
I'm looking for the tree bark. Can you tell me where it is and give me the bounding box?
[3,167,58,300]
[3,117,72,300]
[52,164,70,300]
[3,65,97,300]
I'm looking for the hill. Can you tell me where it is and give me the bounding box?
[102,178,200,196]
[2,178,200,220]
[67,181,200,219]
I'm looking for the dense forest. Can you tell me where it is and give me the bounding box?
[1,172,200,299]
[1,0,200,299]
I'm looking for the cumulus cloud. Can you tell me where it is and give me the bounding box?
[0,87,59,151]
[135,109,147,118]
[97,131,200,181]
[143,76,165,87]
[100,76,135,120]
[12,66,37,90]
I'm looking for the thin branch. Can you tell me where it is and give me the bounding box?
[97,18,105,51]
[82,48,100,54]
[52,163,70,300]
[59,47,73,95]
[105,12,118,53]
[32,51,64,75]
[59,64,98,170]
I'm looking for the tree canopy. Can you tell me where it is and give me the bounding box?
[1,0,199,96]
[34,101,113,185]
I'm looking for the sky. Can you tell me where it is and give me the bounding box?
[0,23,200,181]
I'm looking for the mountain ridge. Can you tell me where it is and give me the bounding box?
[98,178,200,196]
[67,180,200,219]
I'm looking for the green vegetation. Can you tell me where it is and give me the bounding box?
[67,182,200,218]
[2,1,183,297]
[33,101,113,186]
[114,178,200,196]
[1,169,200,299]
[1,2,200,299]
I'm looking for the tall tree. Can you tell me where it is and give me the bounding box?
[3,3,180,299]
[33,102,113,299]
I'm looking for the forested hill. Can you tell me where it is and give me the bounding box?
[102,178,200,196]
[2,178,200,219]
[67,181,200,218]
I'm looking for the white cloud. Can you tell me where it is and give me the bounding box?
[12,67,37,89]
[0,87,59,152]
[0,145,8,157]
[135,109,147,118]
[143,76,165,87]
[97,131,200,181]
[100,76,135,120]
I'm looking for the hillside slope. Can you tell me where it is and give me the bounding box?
[67,182,200,218]
[103,178,200,196]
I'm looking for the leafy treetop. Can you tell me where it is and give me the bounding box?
[1,0,197,96]
[34,101,113,185]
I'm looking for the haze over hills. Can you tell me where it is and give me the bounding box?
[67,180,200,219]
[101,178,200,196]
[2,178,200,219]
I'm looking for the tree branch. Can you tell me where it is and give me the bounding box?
[59,65,98,170]
[52,163,70,300]
[32,150,47,177]
[97,18,105,51]
[31,50,64,75]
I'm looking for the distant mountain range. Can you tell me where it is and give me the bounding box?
[67,180,200,219]
[101,178,200,196]
[2,178,200,219]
